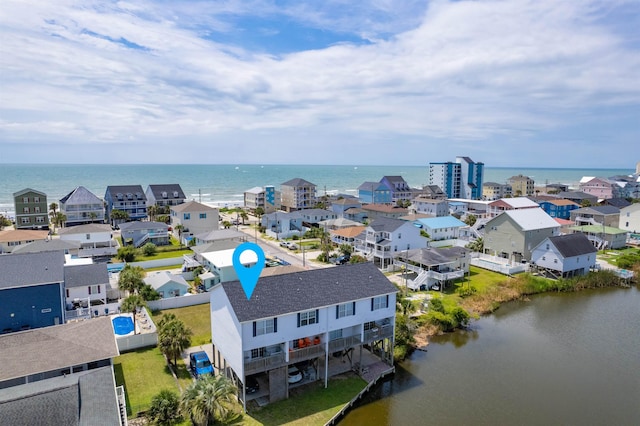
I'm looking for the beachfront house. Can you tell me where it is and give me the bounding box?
[59,186,105,227]
[104,185,148,226]
[330,225,367,246]
[507,174,535,196]
[0,229,49,254]
[483,208,560,263]
[0,251,66,333]
[0,317,124,424]
[530,233,598,279]
[118,221,170,248]
[482,182,513,201]
[568,225,628,250]
[244,186,279,214]
[13,188,49,230]
[353,217,426,270]
[357,181,392,204]
[144,271,190,298]
[380,176,413,204]
[209,262,397,411]
[280,178,317,212]
[170,201,220,243]
[578,177,621,201]
[145,184,187,210]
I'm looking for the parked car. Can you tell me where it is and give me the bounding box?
[189,351,214,379]
[334,254,350,265]
[245,375,260,394]
[287,365,303,384]
[279,241,290,248]
[288,243,298,250]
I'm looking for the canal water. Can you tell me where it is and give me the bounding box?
[341,286,640,425]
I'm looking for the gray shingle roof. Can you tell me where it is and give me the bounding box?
[401,246,469,266]
[220,262,397,322]
[64,264,109,288]
[10,239,81,254]
[0,316,119,382]
[0,251,65,290]
[118,221,168,231]
[368,217,407,232]
[58,223,112,235]
[281,178,315,187]
[105,185,145,199]
[147,184,186,199]
[575,205,620,215]
[59,186,102,205]
[0,367,121,426]
[547,234,598,258]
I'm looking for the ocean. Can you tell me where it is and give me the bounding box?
[0,163,635,219]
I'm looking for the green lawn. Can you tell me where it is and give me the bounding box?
[136,249,193,262]
[243,376,367,426]
[151,303,212,346]
[113,347,181,417]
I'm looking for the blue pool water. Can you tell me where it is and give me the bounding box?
[112,316,134,336]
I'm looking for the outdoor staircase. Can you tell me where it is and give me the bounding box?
[408,270,429,291]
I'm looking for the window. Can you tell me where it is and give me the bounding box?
[184,213,191,220]
[297,309,318,327]
[88,285,101,295]
[398,233,401,239]
[250,347,266,358]
[21,217,30,224]
[329,329,343,341]
[253,318,277,336]
[34,197,40,203]
[23,197,29,203]
[371,295,389,311]
[554,259,558,264]
[36,217,45,223]
[34,207,40,213]
[364,321,377,331]
[86,234,90,240]
[336,302,355,319]
[23,207,30,213]
[199,213,207,219]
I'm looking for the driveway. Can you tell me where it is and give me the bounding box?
[183,344,217,379]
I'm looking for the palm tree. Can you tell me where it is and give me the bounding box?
[118,265,146,295]
[239,211,249,225]
[175,224,184,247]
[254,207,264,223]
[180,375,238,426]
[148,205,158,222]
[147,389,183,425]
[88,211,98,223]
[158,318,192,367]
[120,294,147,334]
[111,209,129,226]
[49,202,58,218]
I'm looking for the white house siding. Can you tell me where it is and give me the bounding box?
[531,244,595,274]
[210,288,244,376]
[620,205,640,233]
[60,231,112,246]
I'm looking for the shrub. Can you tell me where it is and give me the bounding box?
[116,246,137,262]
[142,243,157,256]
[292,235,299,240]
[456,285,477,298]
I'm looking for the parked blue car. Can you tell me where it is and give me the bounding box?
[189,351,214,378]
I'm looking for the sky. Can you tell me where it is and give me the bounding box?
[1,0,639,167]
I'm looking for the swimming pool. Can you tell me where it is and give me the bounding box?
[112,314,135,336]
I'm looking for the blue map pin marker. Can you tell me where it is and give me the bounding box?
[232,242,266,300]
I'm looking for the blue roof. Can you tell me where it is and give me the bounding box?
[415,216,466,229]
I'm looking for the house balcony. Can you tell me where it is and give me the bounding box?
[363,324,393,343]
[244,352,286,375]
[289,344,325,363]
[328,334,362,353]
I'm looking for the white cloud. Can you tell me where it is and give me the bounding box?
[0,0,638,166]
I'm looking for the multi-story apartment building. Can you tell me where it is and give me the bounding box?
[145,184,186,210]
[59,186,105,226]
[104,185,148,225]
[428,156,484,200]
[244,185,279,214]
[13,188,48,230]
[508,174,535,196]
[280,178,316,212]
[209,262,397,410]
[482,182,513,200]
